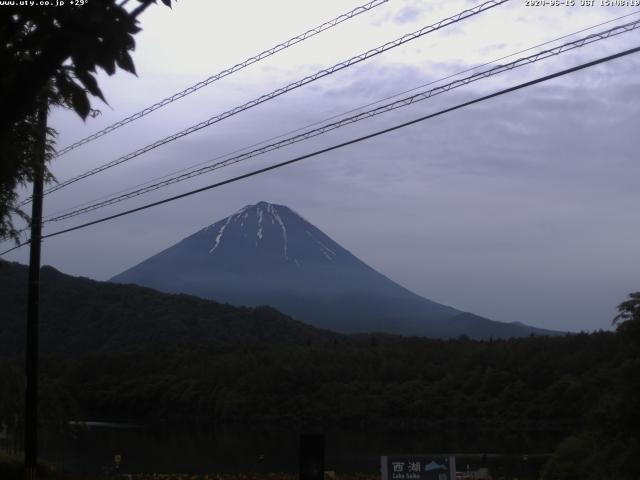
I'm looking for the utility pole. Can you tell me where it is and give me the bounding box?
[24,97,47,480]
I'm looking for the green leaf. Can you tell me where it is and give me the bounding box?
[116,52,136,75]
[70,83,90,120]
[76,71,105,103]
[102,58,116,75]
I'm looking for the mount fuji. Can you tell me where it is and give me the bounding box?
[111,201,557,338]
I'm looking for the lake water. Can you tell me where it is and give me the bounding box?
[40,423,564,478]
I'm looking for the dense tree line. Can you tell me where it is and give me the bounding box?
[2,259,638,476]
[0,261,342,356]
[11,331,618,435]
[0,327,627,477]
[541,293,640,480]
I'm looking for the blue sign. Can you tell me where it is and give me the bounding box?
[381,455,456,480]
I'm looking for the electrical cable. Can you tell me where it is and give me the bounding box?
[20,0,508,206]
[53,0,391,158]
[3,44,638,256]
[41,19,640,223]
[42,9,640,220]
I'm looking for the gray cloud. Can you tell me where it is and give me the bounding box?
[3,5,639,334]
[394,6,423,25]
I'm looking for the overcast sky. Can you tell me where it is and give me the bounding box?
[3,0,640,332]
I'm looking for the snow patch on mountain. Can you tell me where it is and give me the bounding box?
[316,240,336,261]
[257,207,264,240]
[206,202,336,262]
[209,216,232,253]
[267,203,289,260]
[305,230,336,261]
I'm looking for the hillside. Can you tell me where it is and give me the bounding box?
[0,260,342,356]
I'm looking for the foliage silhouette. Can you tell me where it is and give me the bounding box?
[0,0,173,240]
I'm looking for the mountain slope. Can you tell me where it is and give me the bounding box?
[111,201,557,338]
[0,260,342,356]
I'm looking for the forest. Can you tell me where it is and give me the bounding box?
[1,322,639,479]
[24,332,622,430]
[1,259,639,478]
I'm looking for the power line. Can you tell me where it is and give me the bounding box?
[43,9,640,221]
[41,19,640,223]
[3,44,638,257]
[21,0,508,206]
[53,0,391,158]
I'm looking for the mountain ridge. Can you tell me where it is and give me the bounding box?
[111,201,560,338]
[0,260,344,356]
